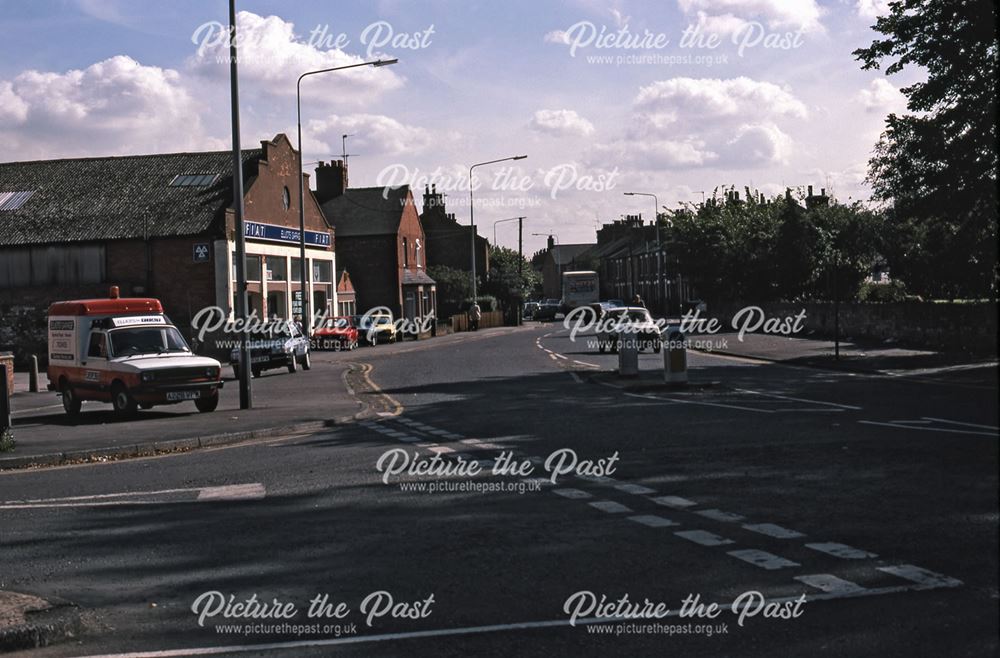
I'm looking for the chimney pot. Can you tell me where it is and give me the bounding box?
[808,185,814,196]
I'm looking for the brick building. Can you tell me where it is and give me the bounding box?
[0,134,335,359]
[315,160,436,323]
[419,185,489,280]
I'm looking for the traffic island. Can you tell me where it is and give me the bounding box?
[0,590,83,652]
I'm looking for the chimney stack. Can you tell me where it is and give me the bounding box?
[315,159,348,203]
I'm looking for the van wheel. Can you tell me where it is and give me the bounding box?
[111,382,138,417]
[195,392,219,413]
[287,354,298,373]
[61,382,81,416]
[301,351,312,370]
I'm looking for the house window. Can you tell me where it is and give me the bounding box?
[169,174,218,187]
[282,186,290,210]
[415,238,423,268]
[402,237,409,267]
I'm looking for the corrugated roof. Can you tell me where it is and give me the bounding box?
[0,149,261,246]
[320,186,410,237]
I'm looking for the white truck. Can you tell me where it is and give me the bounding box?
[47,288,224,417]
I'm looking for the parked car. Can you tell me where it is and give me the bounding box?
[313,316,359,351]
[354,314,398,345]
[231,319,311,378]
[523,301,539,319]
[533,300,561,322]
[595,306,662,353]
[605,299,625,309]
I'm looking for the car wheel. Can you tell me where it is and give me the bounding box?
[140,402,154,410]
[111,382,137,417]
[252,366,263,378]
[301,351,312,370]
[287,354,297,373]
[195,392,219,413]
[61,381,81,416]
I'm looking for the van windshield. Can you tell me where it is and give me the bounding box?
[109,326,190,357]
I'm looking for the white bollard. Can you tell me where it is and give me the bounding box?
[663,327,688,385]
[618,329,639,378]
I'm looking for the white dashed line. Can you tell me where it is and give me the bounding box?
[588,500,633,514]
[742,523,805,539]
[428,446,455,455]
[694,509,745,523]
[674,530,734,546]
[805,543,877,559]
[196,483,266,501]
[734,388,863,410]
[553,488,593,500]
[651,496,698,509]
[627,515,680,528]
[727,549,800,570]
[857,420,997,437]
[877,565,963,588]
[795,574,867,594]
[921,417,998,431]
[614,483,657,495]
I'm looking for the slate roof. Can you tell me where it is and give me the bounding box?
[0,149,261,246]
[402,269,436,285]
[320,186,411,237]
[551,243,596,266]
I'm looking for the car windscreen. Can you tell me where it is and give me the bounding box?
[110,326,189,356]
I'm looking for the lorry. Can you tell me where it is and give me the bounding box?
[47,287,224,417]
[561,270,599,313]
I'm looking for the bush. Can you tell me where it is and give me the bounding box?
[857,279,908,302]
[0,428,15,453]
[460,296,498,312]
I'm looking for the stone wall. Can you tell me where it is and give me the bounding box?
[707,301,997,354]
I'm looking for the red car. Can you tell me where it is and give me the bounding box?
[314,316,359,351]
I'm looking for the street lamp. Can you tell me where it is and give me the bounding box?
[492,216,525,246]
[297,58,397,333]
[469,155,527,299]
[624,192,664,315]
[532,232,559,299]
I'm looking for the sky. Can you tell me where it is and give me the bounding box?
[0,0,913,254]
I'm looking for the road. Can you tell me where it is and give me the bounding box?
[1,323,996,657]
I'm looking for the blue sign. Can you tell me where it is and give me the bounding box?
[244,220,331,247]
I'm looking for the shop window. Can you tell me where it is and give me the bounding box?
[266,256,288,281]
[313,260,333,283]
[232,253,262,281]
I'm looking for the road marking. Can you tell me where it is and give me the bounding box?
[197,483,266,501]
[573,360,600,368]
[459,439,481,445]
[734,388,863,410]
[878,565,963,588]
[553,488,592,500]
[727,549,800,570]
[795,574,866,594]
[674,530,734,546]
[694,509,745,523]
[625,392,775,414]
[857,420,997,437]
[569,372,584,384]
[921,417,999,431]
[521,477,553,488]
[613,483,657,495]
[627,514,679,528]
[1,483,266,509]
[549,354,558,361]
[651,495,698,509]
[429,446,455,455]
[742,523,805,539]
[588,500,633,513]
[806,542,877,559]
[397,436,420,443]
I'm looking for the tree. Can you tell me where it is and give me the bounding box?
[482,246,539,312]
[426,265,472,319]
[854,0,998,298]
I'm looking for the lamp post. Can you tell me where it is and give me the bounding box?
[469,155,527,300]
[624,192,663,315]
[493,216,526,325]
[492,216,525,246]
[297,58,397,333]
[532,232,560,299]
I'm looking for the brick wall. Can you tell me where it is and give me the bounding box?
[336,236,400,315]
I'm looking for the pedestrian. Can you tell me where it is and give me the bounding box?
[468,301,482,331]
[631,294,646,309]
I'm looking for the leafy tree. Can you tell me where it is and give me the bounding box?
[427,265,472,319]
[483,246,539,312]
[854,0,998,298]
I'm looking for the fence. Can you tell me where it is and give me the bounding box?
[450,311,504,332]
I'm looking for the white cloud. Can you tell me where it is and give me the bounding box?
[857,78,906,113]
[588,76,805,170]
[634,77,808,126]
[187,11,403,105]
[856,0,892,19]
[305,113,436,157]
[544,30,570,44]
[529,109,596,137]
[0,55,224,161]
[678,0,824,31]
[692,11,751,37]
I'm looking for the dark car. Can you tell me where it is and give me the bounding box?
[533,299,562,322]
[231,320,311,378]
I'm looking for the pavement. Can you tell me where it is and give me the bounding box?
[0,322,996,656]
[0,591,82,652]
